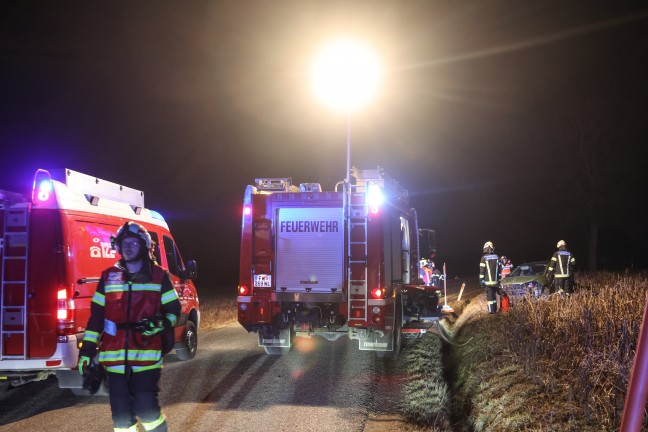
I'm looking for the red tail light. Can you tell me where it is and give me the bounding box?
[370,288,384,299]
[57,288,76,335]
[238,285,249,295]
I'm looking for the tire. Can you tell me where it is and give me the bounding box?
[0,381,11,401]
[263,346,291,355]
[175,320,198,360]
[376,300,403,360]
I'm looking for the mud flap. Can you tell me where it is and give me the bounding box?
[258,327,292,349]
[357,330,393,352]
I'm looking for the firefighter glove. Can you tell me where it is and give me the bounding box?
[141,319,165,337]
[78,356,91,376]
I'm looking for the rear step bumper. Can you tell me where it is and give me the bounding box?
[0,334,79,371]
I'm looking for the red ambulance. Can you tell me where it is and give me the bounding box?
[0,168,199,395]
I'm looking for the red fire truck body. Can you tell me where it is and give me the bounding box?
[0,168,199,394]
[238,167,438,357]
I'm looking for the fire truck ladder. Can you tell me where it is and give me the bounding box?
[0,207,29,360]
[347,183,369,322]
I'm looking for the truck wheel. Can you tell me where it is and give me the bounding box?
[175,320,198,360]
[0,381,11,401]
[377,300,403,360]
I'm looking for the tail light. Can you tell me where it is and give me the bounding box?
[57,288,76,335]
[370,288,384,299]
[238,285,249,296]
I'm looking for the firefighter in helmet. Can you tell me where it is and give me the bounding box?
[78,221,180,432]
[479,241,501,314]
[547,240,576,295]
[500,256,513,278]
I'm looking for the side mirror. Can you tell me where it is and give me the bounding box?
[185,260,198,280]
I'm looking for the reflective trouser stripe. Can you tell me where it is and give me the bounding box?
[114,425,137,432]
[142,413,166,431]
[487,300,497,313]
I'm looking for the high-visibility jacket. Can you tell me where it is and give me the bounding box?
[479,254,500,286]
[501,263,512,278]
[81,261,181,374]
[548,250,576,278]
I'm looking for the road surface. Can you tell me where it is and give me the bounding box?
[0,277,481,432]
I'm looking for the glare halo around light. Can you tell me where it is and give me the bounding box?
[311,39,381,113]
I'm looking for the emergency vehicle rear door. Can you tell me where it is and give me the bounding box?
[275,207,344,294]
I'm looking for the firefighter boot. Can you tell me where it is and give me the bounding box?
[487,300,497,314]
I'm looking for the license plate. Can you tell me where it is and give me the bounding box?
[254,274,272,287]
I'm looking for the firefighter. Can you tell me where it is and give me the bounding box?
[419,258,432,286]
[78,221,180,432]
[479,241,501,314]
[500,256,513,278]
[547,240,576,296]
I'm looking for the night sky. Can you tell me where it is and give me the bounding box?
[2,1,647,295]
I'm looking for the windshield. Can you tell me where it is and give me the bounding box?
[510,262,546,277]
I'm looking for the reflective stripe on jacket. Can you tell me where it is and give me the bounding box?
[81,262,180,373]
[480,254,500,286]
[548,251,575,278]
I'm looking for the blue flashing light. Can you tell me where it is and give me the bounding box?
[366,184,383,208]
[149,210,166,221]
[32,169,54,203]
[37,180,53,201]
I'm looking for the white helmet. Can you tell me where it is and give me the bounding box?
[483,241,494,253]
[557,240,567,249]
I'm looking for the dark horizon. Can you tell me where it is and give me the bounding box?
[2,1,647,294]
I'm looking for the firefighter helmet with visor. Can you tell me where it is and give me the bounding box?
[113,221,152,254]
[483,241,495,253]
[557,240,567,249]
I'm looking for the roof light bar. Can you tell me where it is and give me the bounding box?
[32,169,53,203]
[367,183,383,208]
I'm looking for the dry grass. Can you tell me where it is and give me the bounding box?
[450,272,648,432]
[198,294,238,331]
[195,275,648,430]
[402,333,453,430]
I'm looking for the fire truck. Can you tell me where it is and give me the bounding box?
[0,168,200,395]
[237,167,438,358]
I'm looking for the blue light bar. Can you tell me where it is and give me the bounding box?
[149,210,166,221]
[367,183,383,207]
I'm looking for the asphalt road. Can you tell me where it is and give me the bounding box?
[0,277,481,432]
[0,326,411,432]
